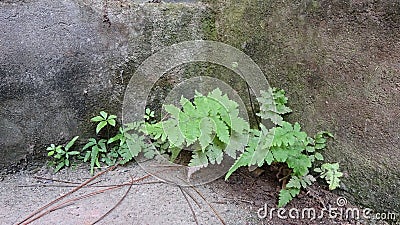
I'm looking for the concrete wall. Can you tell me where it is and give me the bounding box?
[0,0,210,169]
[205,0,400,214]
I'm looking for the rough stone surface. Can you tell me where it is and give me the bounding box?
[0,0,209,169]
[205,0,400,214]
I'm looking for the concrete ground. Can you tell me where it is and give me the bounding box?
[1,161,389,225]
[1,163,258,225]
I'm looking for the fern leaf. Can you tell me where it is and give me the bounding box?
[314,152,324,161]
[272,88,292,115]
[302,174,316,187]
[231,117,249,133]
[278,189,293,208]
[257,88,292,125]
[125,134,142,158]
[271,146,289,162]
[286,176,302,189]
[164,104,181,119]
[189,150,208,167]
[207,98,223,116]
[225,147,255,179]
[208,88,238,113]
[257,110,283,125]
[180,96,196,115]
[286,154,312,176]
[286,175,315,190]
[250,128,274,167]
[143,147,156,159]
[278,188,300,207]
[163,120,185,148]
[318,163,343,190]
[206,145,224,164]
[225,132,248,158]
[265,150,274,165]
[199,118,215,151]
[169,147,181,162]
[118,145,133,164]
[181,117,201,146]
[193,95,210,117]
[212,116,230,144]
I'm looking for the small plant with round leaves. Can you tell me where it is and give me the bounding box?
[90,111,117,134]
[82,111,143,174]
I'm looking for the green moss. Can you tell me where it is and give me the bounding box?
[337,148,400,213]
[201,11,218,40]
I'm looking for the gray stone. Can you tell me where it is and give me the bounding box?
[0,0,210,168]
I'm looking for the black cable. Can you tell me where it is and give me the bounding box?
[235,67,261,128]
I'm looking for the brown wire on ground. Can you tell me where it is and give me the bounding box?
[20,173,153,225]
[17,180,162,188]
[31,176,104,187]
[18,164,224,224]
[17,164,119,225]
[33,176,84,184]
[22,180,126,224]
[177,177,226,225]
[18,166,182,224]
[189,185,227,225]
[91,175,135,225]
[180,187,202,209]
[179,186,199,225]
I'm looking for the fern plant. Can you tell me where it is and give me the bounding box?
[143,89,249,167]
[225,87,342,207]
[137,87,342,207]
[314,162,343,190]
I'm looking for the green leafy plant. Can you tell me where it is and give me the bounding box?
[314,162,343,190]
[143,89,249,167]
[46,111,151,175]
[47,136,80,172]
[90,111,117,134]
[82,138,108,175]
[107,122,154,164]
[135,87,342,207]
[224,87,342,207]
[82,112,140,174]
[256,88,292,125]
[44,87,342,208]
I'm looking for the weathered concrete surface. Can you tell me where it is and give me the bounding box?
[204,0,400,214]
[0,0,209,170]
